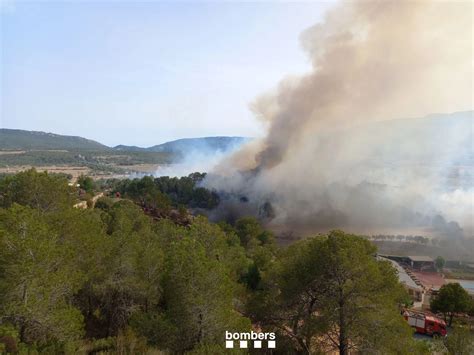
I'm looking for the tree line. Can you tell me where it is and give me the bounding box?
[102,173,220,212]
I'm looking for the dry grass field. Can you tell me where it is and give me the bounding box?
[0,165,91,181]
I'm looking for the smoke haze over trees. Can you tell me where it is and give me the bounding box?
[205,0,473,242]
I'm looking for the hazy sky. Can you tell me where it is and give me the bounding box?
[1,1,334,146]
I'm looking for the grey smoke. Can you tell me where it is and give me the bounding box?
[204,0,473,243]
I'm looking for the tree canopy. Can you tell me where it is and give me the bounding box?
[113,173,219,211]
[435,256,446,271]
[247,231,423,354]
[431,283,473,326]
[0,169,440,353]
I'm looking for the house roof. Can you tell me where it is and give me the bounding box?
[408,256,434,262]
[379,257,422,290]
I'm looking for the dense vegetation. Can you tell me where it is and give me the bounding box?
[110,173,219,212]
[0,169,469,354]
[0,129,107,151]
[431,283,473,326]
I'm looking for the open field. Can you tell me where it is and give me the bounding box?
[0,165,91,180]
[445,269,474,281]
[115,164,161,173]
[0,164,166,181]
[0,149,174,179]
[0,150,26,155]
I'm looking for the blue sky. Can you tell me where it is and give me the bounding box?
[1,1,333,146]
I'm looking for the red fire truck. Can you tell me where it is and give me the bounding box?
[403,310,447,337]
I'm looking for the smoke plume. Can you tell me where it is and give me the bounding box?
[154,137,248,177]
[205,0,473,241]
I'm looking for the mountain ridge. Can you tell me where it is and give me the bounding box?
[0,129,249,153]
[1,111,471,156]
[0,129,109,151]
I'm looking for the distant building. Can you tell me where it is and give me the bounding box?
[379,255,436,271]
[378,256,424,303]
[407,256,435,271]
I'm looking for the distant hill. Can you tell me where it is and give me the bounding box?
[114,137,250,155]
[0,129,108,151]
[147,136,249,154]
[0,129,249,155]
[2,111,471,164]
[113,145,147,152]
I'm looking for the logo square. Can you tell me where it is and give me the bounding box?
[268,340,276,348]
[240,340,248,348]
[225,340,234,348]
[254,340,262,348]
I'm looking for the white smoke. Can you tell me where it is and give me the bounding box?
[154,139,249,178]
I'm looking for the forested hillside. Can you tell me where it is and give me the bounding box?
[0,170,447,353]
[0,129,108,151]
[144,136,249,154]
[0,129,247,156]
[114,136,249,154]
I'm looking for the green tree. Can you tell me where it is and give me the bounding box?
[431,283,472,326]
[77,175,95,194]
[158,237,250,352]
[87,200,165,338]
[234,217,264,247]
[0,168,74,211]
[94,196,115,211]
[230,217,276,290]
[0,205,85,344]
[249,231,419,354]
[242,263,261,290]
[118,176,172,213]
[443,326,474,355]
[186,217,249,281]
[115,173,219,210]
[435,256,445,271]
